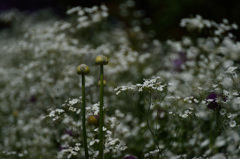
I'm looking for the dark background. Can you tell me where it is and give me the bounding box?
[1,0,240,40]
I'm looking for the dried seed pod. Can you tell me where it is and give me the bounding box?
[95,55,108,65]
[77,64,90,75]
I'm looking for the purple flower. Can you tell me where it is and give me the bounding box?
[65,129,74,136]
[59,145,66,151]
[123,155,138,159]
[29,95,37,103]
[206,92,224,109]
[172,52,187,72]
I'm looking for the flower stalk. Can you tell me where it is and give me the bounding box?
[95,55,108,159]
[99,64,104,159]
[77,64,90,159]
[82,74,89,159]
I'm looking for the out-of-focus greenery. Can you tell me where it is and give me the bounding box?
[103,0,240,41]
[1,0,240,40]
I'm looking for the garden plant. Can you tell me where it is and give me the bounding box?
[1,0,240,159]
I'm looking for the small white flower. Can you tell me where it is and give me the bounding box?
[220,109,226,115]
[69,99,78,105]
[90,141,95,146]
[157,86,163,91]
[116,91,121,95]
[144,153,149,157]
[226,66,237,74]
[232,23,238,29]
[76,109,81,114]
[229,120,236,128]
[74,146,80,151]
[227,113,232,118]
[233,92,239,96]
[48,110,55,117]
[194,99,199,103]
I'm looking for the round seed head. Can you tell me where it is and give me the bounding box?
[95,55,108,65]
[77,64,90,75]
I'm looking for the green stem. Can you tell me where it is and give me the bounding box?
[146,94,162,157]
[99,64,104,159]
[82,74,89,159]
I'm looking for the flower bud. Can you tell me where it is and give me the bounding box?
[77,64,90,75]
[98,80,107,86]
[95,55,108,65]
[12,110,18,117]
[88,115,99,126]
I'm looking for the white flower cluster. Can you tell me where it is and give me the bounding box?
[48,109,65,121]
[86,114,127,158]
[43,97,81,122]
[0,9,23,23]
[180,15,238,35]
[144,149,160,158]
[180,15,212,30]
[48,98,127,158]
[104,124,127,157]
[104,137,127,156]
[226,66,238,75]
[58,143,81,159]
[65,98,82,114]
[46,98,82,121]
[115,76,167,95]
[1,150,27,158]
[86,102,100,115]
[66,5,108,30]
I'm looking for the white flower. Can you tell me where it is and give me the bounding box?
[74,146,80,151]
[90,139,99,146]
[157,86,164,91]
[48,110,55,117]
[229,120,236,128]
[144,153,149,157]
[193,99,199,103]
[227,113,232,118]
[76,109,81,114]
[220,109,226,115]
[226,66,237,74]
[181,114,188,118]
[69,99,78,105]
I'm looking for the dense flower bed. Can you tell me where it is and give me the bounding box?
[0,1,240,158]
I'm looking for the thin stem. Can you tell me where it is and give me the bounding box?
[99,65,104,159]
[82,74,89,159]
[146,94,162,157]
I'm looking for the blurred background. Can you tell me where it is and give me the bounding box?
[1,0,240,40]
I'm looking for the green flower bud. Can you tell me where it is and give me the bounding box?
[98,80,107,86]
[77,64,90,75]
[88,115,99,126]
[95,55,108,65]
[12,110,18,117]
